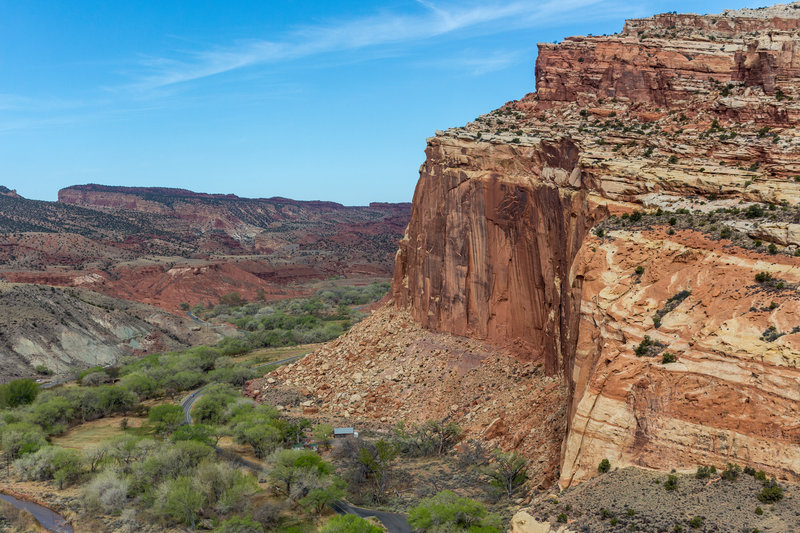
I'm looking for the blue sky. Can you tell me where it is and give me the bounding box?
[0,0,771,204]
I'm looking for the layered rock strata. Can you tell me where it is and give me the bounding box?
[260,2,800,497]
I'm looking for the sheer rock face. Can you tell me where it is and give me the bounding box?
[392,136,604,374]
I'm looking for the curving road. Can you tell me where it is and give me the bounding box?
[330,501,412,533]
[179,354,411,533]
[0,493,73,533]
[180,353,304,424]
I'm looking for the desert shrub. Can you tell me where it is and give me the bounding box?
[313,423,334,449]
[486,450,527,498]
[153,476,205,529]
[689,516,703,528]
[754,506,763,515]
[758,478,784,503]
[0,379,40,408]
[320,514,383,533]
[34,365,53,375]
[217,337,251,356]
[408,490,502,532]
[194,461,259,514]
[209,365,259,386]
[29,394,76,434]
[755,272,771,283]
[745,204,764,218]
[662,352,677,364]
[171,424,218,447]
[721,463,741,481]
[191,388,237,425]
[253,501,285,530]
[664,474,678,491]
[119,372,159,399]
[81,371,111,387]
[266,449,334,498]
[457,439,489,468]
[148,404,185,435]
[557,513,567,523]
[695,465,714,479]
[598,458,611,473]
[82,470,130,512]
[14,446,84,488]
[213,516,262,533]
[0,422,47,458]
[392,420,462,457]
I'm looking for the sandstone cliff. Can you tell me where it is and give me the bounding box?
[259,2,800,497]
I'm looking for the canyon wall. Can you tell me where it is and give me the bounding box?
[261,4,800,494]
[390,5,800,487]
[392,136,603,374]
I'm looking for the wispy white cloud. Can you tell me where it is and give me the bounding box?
[128,0,629,90]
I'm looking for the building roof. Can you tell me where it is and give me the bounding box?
[333,427,355,434]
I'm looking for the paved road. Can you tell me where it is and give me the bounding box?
[179,354,304,424]
[330,500,412,533]
[0,493,73,533]
[179,353,411,533]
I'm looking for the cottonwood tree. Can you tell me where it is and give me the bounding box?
[357,439,398,502]
[408,490,502,532]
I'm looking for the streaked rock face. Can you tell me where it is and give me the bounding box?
[392,136,603,375]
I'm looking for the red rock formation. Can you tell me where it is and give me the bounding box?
[393,136,604,375]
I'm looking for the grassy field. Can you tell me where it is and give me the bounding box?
[233,343,321,366]
[52,415,149,450]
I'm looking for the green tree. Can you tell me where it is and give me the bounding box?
[408,490,502,532]
[267,449,333,497]
[313,423,334,449]
[0,379,40,407]
[0,423,47,459]
[320,515,383,533]
[358,439,398,501]
[486,450,527,498]
[301,477,346,515]
[148,404,185,435]
[155,476,205,530]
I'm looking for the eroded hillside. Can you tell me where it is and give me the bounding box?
[0,187,409,311]
[0,282,223,382]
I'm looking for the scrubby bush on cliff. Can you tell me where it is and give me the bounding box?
[695,465,715,479]
[758,477,784,503]
[598,458,611,473]
[664,474,679,491]
[721,462,741,481]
